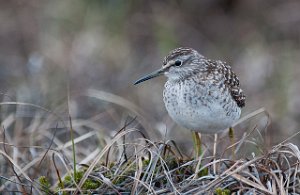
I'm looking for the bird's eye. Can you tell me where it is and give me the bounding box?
[174,60,182,66]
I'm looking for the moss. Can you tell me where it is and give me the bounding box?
[82,178,101,190]
[166,157,179,169]
[62,171,101,190]
[215,187,231,195]
[38,176,52,194]
[142,158,150,166]
[198,167,209,177]
[108,162,115,169]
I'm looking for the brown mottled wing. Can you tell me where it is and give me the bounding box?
[218,60,246,108]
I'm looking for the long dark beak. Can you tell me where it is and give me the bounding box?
[134,67,165,85]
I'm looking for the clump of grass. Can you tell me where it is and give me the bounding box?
[37,132,300,194]
[0,92,300,194]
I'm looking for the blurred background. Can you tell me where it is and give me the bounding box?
[1,0,300,148]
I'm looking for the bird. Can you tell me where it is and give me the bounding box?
[134,47,245,155]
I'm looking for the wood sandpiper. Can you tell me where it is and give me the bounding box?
[134,47,245,155]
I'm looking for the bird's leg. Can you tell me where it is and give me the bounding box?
[228,126,235,160]
[213,133,217,175]
[192,131,209,178]
[192,131,202,158]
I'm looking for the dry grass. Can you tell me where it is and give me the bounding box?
[0,90,300,194]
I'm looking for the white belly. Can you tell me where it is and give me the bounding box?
[163,80,241,134]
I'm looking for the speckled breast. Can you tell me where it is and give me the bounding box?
[163,78,241,133]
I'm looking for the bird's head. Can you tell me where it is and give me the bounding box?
[134,47,204,85]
